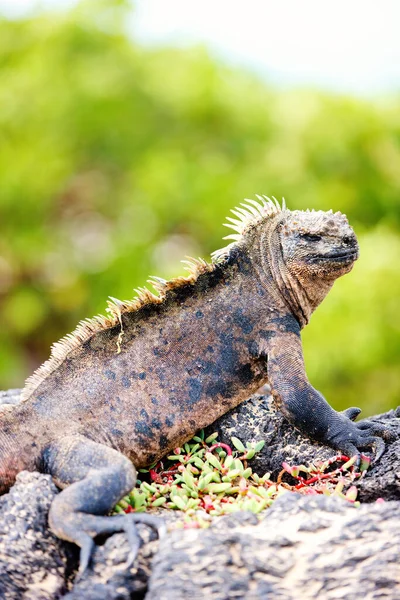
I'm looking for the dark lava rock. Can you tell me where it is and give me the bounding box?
[147,494,400,600]
[0,471,69,600]
[0,472,162,600]
[63,525,159,600]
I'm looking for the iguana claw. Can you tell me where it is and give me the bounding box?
[330,415,392,465]
[341,407,362,422]
[73,513,165,579]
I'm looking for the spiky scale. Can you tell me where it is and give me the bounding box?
[243,198,264,214]
[230,208,247,219]
[240,203,259,218]
[226,216,242,227]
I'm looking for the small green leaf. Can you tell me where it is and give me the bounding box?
[224,456,234,469]
[187,498,201,509]
[151,497,167,507]
[198,472,215,489]
[345,486,358,502]
[205,452,222,470]
[255,440,265,452]
[171,495,187,510]
[249,485,269,499]
[231,437,245,452]
[182,470,195,489]
[243,449,255,460]
[234,459,244,471]
[211,471,221,483]
[334,479,345,495]
[141,482,157,493]
[359,454,371,473]
[342,456,358,470]
[225,469,242,479]
[208,482,233,493]
[205,432,219,444]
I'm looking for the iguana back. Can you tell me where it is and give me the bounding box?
[10,247,277,468]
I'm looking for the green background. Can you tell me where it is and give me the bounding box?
[0,0,399,415]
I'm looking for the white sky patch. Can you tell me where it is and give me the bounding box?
[1,0,400,96]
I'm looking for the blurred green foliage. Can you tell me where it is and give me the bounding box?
[0,0,399,415]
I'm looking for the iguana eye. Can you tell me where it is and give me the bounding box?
[301,234,322,242]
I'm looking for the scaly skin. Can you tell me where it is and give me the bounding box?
[0,196,394,574]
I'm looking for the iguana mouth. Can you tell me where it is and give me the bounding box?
[308,249,359,264]
[322,249,359,263]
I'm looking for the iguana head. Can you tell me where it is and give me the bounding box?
[279,208,359,280]
[214,196,359,326]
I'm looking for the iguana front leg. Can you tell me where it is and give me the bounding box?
[266,331,391,460]
[43,435,164,576]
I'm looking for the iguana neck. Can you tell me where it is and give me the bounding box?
[251,221,330,328]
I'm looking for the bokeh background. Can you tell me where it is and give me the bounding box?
[0,0,399,415]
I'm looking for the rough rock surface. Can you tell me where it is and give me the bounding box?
[0,472,160,600]
[0,390,399,598]
[63,526,159,600]
[0,471,70,600]
[148,495,400,600]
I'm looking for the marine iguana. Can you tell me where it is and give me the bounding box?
[0,196,392,572]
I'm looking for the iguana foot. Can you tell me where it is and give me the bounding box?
[73,512,165,577]
[329,413,395,464]
[43,434,165,576]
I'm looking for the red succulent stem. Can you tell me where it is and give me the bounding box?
[332,455,350,463]
[294,470,340,489]
[208,443,233,455]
